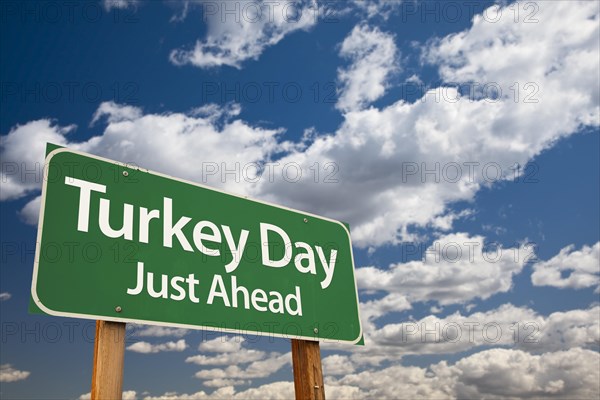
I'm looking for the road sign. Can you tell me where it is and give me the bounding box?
[32,146,362,344]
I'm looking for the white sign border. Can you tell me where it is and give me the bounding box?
[31,147,363,345]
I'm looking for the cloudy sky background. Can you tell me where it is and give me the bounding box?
[1,0,599,398]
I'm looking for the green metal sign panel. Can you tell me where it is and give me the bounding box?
[32,146,362,344]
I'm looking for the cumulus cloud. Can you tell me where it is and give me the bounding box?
[520,306,600,353]
[139,381,367,399]
[330,362,453,399]
[255,1,599,247]
[368,305,600,357]
[532,242,600,290]
[0,364,30,382]
[368,304,536,356]
[450,347,600,399]
[356,233,534,305]
[151,335,289,388]
[132,325,189,338]
[184,337,288,387]
[2,2,598,248]
[330,347,600,399]
[79,390,137,400]
[101,0,138,12]
[186,350,265,367]
[143,381,293,400]
[203,378,248,388]
[169,0,317,69]
[351,0,402,20]
[322,354,355,376]
[18,195,41,225]
[425,2,599,126]
[358,292,411,339]
[322,300,599,371]
[0,292,11,301]
[1,101,288,224]
[91,101,143,125]
[83,347,600,399]
[0,120,72,201]
[197,335,245,353]
[193,352,291,382]
[126,339,188,354]
[336,25,398,112]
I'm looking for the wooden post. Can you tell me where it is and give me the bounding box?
[291,339,325,400]
[91,321,126,400]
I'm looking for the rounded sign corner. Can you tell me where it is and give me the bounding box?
[45,146,70,163]
[333,219,352,243]
[31,282,61,317]
[348,323,364,345]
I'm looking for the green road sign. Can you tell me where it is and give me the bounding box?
[32,146,362,344]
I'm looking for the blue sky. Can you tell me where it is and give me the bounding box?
[1,1,599,399]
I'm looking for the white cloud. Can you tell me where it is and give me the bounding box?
[223,381,293,399]
[336,25,398,112]
[143,382,293,400]
[169,0,317,69]
[356,233,533,305]
[450,347,600,399]
[125,338,283,388]
[430,305,443,314]
[3,2,598,249]
[1,102,288,225]
[132,325,189,338]
[168,1,191,23]
[358,292,411,339]
[74,103,286,195]
[203,378,247,388]
[0,292,11,301]
[87,347,600,399]
[330,347,600,399]
[142,382,366,400]
[91,101,143,125]
[186,348,265,366]
[255,1,599,247]
[524,306,600,353]
[197,335,245,353]
[351,0,402,20]
[186,337,285,387]
[79,390,137,400]
[322,354,355,376]
[0,120,72,201]
[425,2,599,128]
[532,242,600,290]
[368,304,600,356]
[189,102,241,121]
[126,339,188,354]
[194,352,290,381]
[18,195,41,225]
[330,362,454,399]
[0,364,30,382]
[101,0,138,12]
[323,302,599,371]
